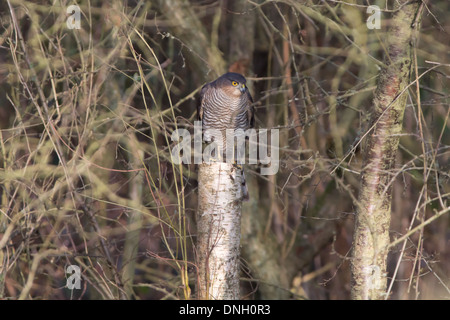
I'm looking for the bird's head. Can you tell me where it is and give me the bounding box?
[216,72,248,98]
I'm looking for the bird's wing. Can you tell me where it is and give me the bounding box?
[198,83,210,121]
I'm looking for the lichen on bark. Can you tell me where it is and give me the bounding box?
[351,1,422,300]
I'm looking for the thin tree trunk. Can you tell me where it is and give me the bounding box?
[196,162,244,299]
[226,0,291,300]
[351,0,422,300]
[122,149,144,298]
[227,0,256,75]
[157,0,226,76]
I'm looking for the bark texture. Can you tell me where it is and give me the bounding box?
[351,1,422,300]
[196,162,244,299]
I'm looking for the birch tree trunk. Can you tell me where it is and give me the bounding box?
[196,162,244,300]
[351,0,422,300]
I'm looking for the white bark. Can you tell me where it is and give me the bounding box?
[351,1,421,300]
[196,162,244,300]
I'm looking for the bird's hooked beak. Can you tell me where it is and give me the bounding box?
[239,84,246,94]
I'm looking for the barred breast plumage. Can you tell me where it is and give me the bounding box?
[197,72,254,201]
[198,72,254,155]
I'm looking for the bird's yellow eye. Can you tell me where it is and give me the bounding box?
[231,81,238,86]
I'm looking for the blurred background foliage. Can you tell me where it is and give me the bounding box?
[0,0,448,299]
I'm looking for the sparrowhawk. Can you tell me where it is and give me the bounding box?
[198,72,254,152]
[198,72,255,200]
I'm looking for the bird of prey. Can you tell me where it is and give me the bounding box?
[198,72,254,153]
[198,72,255,200]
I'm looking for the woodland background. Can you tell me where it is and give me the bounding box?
[0,0,449,299]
